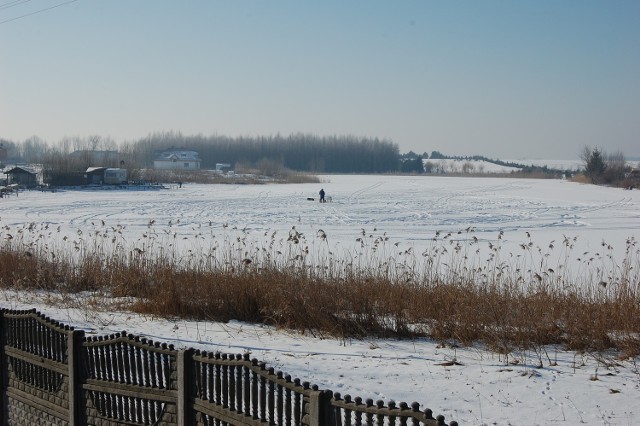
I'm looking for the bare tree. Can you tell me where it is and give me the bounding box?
[604,150,627,183]
[21,136,48,163]
[57,136,76,154]
[88,135,101,151]
[462,161,475,174]
[580,145,593,167]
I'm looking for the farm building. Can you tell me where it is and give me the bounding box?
[85,167,127,185]
[153,150,201,170]
[104,168,127,184]
[4,166,37,187]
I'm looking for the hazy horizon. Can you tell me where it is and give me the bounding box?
[2,1,639,159]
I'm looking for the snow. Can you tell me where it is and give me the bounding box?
[505,159,640,171]
[505,159,584,171]
[1,175,640,425]
[423,158,522,173]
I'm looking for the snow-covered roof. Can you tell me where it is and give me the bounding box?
[4,166,37,175]
[86,167,107,173]
[155,150,201,161]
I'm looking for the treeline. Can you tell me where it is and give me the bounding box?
[5,134,632,185]
[131,132,400,173]
[397,150,573,177]
[429,153,571,177]
[468,155,570,177]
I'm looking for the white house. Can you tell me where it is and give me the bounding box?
[153,150,201,170]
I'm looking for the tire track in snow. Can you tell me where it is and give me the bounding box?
[347,181,385,202]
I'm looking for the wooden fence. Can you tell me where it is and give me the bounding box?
[0,308,458,425]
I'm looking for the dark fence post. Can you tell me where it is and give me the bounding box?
[177,348,193,426]
[0,309,5,426]
[308,388,335,426]
[68,328,85,426]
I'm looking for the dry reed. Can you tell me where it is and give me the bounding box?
[1,219,639,360]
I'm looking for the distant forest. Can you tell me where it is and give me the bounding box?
[132,132,400,173]
[1,132,577,177]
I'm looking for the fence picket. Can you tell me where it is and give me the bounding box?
[0,308,456,426]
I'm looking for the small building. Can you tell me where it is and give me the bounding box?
[85,167,127,185]
[215,163,232,172]
[153,150,201,170]
[85,167,108,184]
[104,168,127,185]
[4,166,37,188]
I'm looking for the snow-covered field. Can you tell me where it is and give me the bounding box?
[1,175,639,425]
[505,159,640,172]
[423,158,522,173]
[1,174,637,269]
[505,159,584,171]
[427,158,638,174]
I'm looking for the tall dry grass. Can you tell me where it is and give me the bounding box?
[1,219,639,359]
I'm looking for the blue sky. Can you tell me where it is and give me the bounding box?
[1,1,639,159]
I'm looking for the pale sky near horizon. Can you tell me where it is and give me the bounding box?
[1,1,639,159]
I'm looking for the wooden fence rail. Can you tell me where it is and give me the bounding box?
[0,308,458,425]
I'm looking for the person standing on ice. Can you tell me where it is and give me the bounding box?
[319,188,325,203]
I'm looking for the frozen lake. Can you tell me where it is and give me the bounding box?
[1,175,638,277]
[2,175,640,425]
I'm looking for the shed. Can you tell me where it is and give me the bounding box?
[4,166,37,187]
[104,168,127,185]
[85,167,127,185]
[85,167,108,184]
